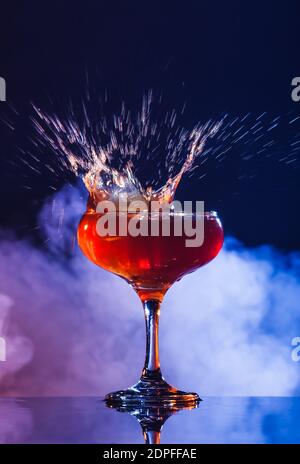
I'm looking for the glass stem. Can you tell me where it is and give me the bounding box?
[141,299,162,381]
[143,430,161,445]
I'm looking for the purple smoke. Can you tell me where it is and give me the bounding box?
[0,184,300,396]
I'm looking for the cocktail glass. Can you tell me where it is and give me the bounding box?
[78,201,223,406]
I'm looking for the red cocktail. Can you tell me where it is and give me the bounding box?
[78,200,224,406]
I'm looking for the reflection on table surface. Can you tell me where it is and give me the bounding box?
[0,397,300,444]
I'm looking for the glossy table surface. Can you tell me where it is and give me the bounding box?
[0,397,300,444]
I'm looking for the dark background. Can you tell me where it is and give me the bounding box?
[0,0,299,250]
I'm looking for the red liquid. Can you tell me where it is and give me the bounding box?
[78,210,223,302]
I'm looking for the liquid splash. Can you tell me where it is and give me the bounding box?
[2,92,300,205]
[31,91,222,206]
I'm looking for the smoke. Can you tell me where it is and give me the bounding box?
[0,184,299,396]
[0,295,33,382]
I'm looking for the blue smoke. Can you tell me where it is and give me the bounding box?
[0,184,299,396]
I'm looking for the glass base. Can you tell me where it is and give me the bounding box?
[105,377,200,407]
